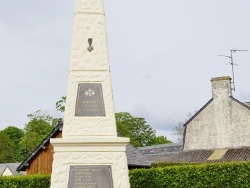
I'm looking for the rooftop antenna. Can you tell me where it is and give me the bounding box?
[218,49,248,91]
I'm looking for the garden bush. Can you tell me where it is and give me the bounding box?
[130,161,250,188]
[2,162,250,188]
[0,174,50,188]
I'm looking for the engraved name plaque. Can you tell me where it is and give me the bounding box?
[75,83,105,116]
[68,165,114,188]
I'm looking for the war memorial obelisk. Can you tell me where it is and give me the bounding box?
[50,0,130,187]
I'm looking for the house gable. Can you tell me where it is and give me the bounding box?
[0,163,23,176]
[183,99,214,150]
[229,97,250,147]
[17,122,63,174]
[183,76,250,150]
[2,167,13,176]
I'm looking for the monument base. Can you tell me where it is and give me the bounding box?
[50,137,130,188]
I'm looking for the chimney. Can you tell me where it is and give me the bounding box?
[211,76,232,99]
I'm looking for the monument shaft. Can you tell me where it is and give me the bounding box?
[50,0,130,187]
[63,0,116,137]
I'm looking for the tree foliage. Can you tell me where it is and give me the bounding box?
[115,112,171,147]
[1,126,24,162]
[19,110,56,160]
[1,126,24,146]
[0,131,15,163]
[24,118,53,136]
[56,96,66,113]
[0,113,56,162]
[27,110,59,127]
[0,96,64,163]
[150,135,171,145]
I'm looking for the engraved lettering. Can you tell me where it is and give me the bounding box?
[68,165,113,188]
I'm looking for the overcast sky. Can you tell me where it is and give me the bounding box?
[0,0,249,141]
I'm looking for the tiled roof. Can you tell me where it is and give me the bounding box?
[244,102,250,107]
[8,166,23,175]
[126,144,151,167]
[138,142,183,155]
[147,147,250,163]
[230,97,250,110]
[0,165,6,174]
[0,163,24,175]
[147,149,212,163]
[218,148,250,162]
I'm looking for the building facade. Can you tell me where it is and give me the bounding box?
[184,76,250,150]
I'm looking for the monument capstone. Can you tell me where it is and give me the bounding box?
[50,0,130,187]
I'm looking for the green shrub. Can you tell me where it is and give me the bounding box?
[0,174,50,188]
[130,161,250,188]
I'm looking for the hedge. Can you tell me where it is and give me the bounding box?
[130,161,250,188]
[0,174,50,188]
[2,162,250,188]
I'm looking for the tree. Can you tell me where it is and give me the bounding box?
[0,131,15,163]
[24,117,54,136]
[19,132,45,160]
[27,110,59,127]
[150,135,172,145]
[56,96,66,112]
[1,126,24,145]
[115,112,171,147]
[19,110,56,160]
[1,126,24,162]
[172,112,195,142]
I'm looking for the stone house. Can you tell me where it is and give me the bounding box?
[145,76,250,163]
[183,76,250,150]
[0,163,24,176]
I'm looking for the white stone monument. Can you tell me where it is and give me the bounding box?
[50,0,130,187]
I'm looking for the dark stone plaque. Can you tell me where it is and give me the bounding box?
[75,83,105,116]
[68,165,114,188]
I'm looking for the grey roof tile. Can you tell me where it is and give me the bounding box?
[138,142,183,155]
[0,163,23,175]
[147,147,250,164]
[126,144,151,167]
